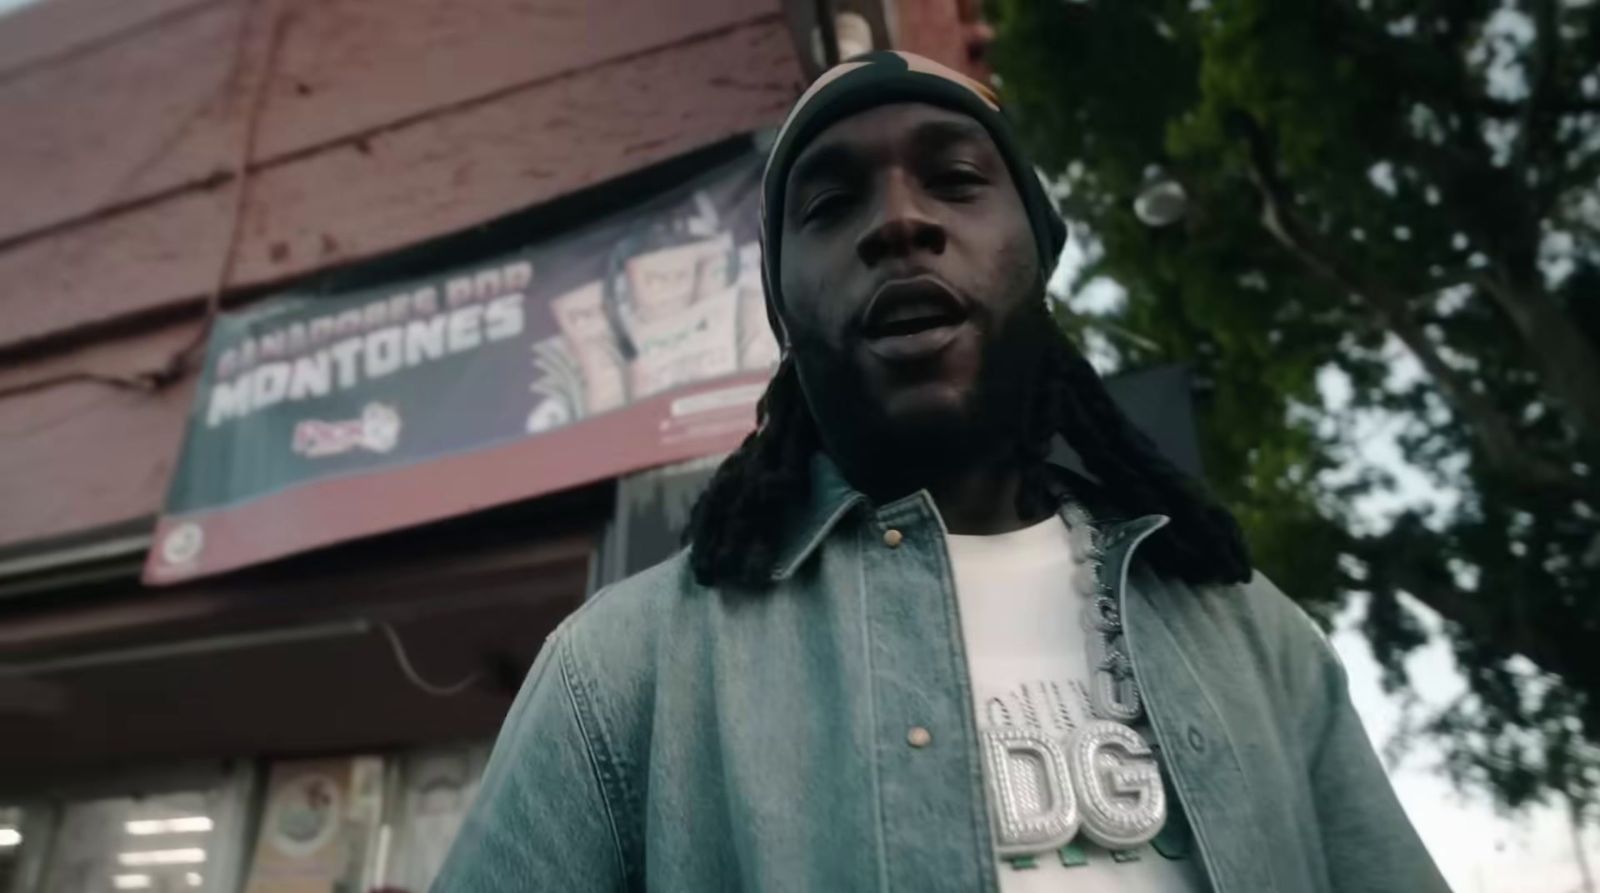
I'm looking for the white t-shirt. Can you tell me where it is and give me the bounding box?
[946,515,1209,892]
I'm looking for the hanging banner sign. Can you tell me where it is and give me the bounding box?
[146,155,778,584]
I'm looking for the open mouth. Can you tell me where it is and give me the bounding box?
[863,309,965,338]
[859,277,969,340]
[858,276,971,362]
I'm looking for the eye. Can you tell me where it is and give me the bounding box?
[800,189,851,225]
[927,164,988,196]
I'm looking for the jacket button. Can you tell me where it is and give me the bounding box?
[907,726,932,748]
[1186,726,1206,752]
[883,528,904,548]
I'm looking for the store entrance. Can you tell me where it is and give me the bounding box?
[0,485,608,893]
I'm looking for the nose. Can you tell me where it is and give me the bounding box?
[855,171,946,267]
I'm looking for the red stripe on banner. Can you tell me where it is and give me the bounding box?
[143,370,769,585]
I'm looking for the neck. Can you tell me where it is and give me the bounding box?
[927,454,1046,535]
[845,444,1048,535]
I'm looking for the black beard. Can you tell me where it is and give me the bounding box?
[797,298,1052,502]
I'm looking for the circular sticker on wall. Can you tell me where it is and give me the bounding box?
[160,522,204,566]
[267,773,342,858]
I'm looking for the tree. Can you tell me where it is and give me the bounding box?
[988,0,1600,813]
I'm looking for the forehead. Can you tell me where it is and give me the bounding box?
[785,103,995,183]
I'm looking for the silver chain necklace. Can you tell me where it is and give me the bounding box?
[982,504,1170,857]
[1063,502,1168,849]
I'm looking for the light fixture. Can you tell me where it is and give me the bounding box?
[112,875,152,890]
[1133,179,1189,227]
[186,872,203,887]
[0,828,19,847]
[834,12,873,59]
[126,817,213,835]
[118,849,206,866]
[812,11,874,66]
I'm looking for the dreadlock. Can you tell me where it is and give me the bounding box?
[683,356,817,585]
[686,329,1253,590]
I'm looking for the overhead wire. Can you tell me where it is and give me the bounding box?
[171,0,292,374]
[376,620,482,698]
[0,0,291,404]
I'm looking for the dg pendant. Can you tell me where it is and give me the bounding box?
[1067,720,1167,849]
[1057,503,1166,844]
[981,720,1167,854]
[980,501,1169,860]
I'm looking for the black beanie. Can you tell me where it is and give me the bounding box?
[759,50,1068,348]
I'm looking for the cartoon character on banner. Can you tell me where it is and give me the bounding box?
[527,189,779,435]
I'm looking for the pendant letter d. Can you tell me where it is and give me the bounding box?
[980,728,1080,855]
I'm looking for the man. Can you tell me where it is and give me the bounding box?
[433,52,1449,892]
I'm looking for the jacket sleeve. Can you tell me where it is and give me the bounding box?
[1274,586,1453,893]
[431,624,627,893]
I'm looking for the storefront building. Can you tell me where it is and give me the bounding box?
[0,1,995,891]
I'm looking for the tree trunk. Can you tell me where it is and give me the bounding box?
[1478,274,1600,454]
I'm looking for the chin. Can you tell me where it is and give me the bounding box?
[879,383,978,445]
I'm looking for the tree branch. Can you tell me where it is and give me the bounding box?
[1510,0,1559,196]
[1357,521,1600,728]
[1409,270,1600,451]
[1474,97,1600,117]
[1231,114,1593,494]
[1474,271,1600,451]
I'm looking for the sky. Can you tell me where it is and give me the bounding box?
[1334,597,1595,893]
[1052,235,1595,893]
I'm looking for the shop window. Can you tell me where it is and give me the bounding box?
[372,745,490,893]
[34,776,252,893]
[2,806,26,893]
[9,745,489,893]
[239,757,384,893]
[237,745,488,893]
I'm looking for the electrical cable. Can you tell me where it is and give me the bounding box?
[0,371,154,404]
[376,620,481,697]
[0,0,291,404]
[172,0,292,373]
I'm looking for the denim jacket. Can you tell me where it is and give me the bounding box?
[434,455,1451,892]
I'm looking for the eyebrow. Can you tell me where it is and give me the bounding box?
[787,116,996,199]
[906,117,992,154]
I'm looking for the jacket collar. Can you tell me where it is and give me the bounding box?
[768,451,1168,581]
[770,452,865,581]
